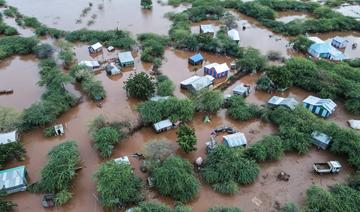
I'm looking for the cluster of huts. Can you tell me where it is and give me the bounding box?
[79,42,135,76]
[307,36,349,61]
[0,131,28,195]
[199,24,240,43]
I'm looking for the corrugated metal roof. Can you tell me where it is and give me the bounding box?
[0,166,26,191]
[200,24,215,33]
[180,75,201,86]
[118,51,134,63]
[332,36,346,43]
[280,97,299,110]
[190,53,204,63]
[78,60,100,68]
[228,29,240,41]
[303,95,336,112]
[114,156,130,164]
[308,36,324,44]
[233,85,249,95]
[309,42,346,60]
[204,63,229,74]
[223,132,247,148]
[0,131,17,145]
[311,131,331,145]
[90,42,102,50]
[153,119,173,131]
[268,96,285,105]
[190,76,214,91]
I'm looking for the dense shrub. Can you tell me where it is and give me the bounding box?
[94,160,143,208]
[124,72,155,100]
[65,29,135,49]
[0,36,38,59]
[33,43,54,59]
[176,124,197,153]
[133,201,191,212]
[0,106,22,132]
[0,198,17,212]
[245,136,284,161]
[282,202,298,212]
[0,21,18,36]
[236,48,266,72]
[290,35,314,53]
[152,156,200,202]
[226,95,262,121]
[0,142,26,169]
[193,89,224,113]
[138,97,195,124]
[349,171,360,191]
[201,145,259,194]
[137,33,168,63]
[143,140,174,162]
[156,75,175,96]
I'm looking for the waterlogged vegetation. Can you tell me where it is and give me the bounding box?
[0,36,38,59]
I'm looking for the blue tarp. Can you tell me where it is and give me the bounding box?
[189,53,204,63]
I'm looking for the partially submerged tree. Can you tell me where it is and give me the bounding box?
[226,95,262,121]
[156,75,175,96]
[94,160,144,208]
[245,136,284,161]
[176,124,197,153]
[33,43,54,59]
[143,140,174,162]
[124,72,155,100]
[236,48,266,72]
[0,142,26,169]
[152,156,200,202]
[0,196,17,212]
[133,201,191,212]
[141,0,153,9]
[0,106,22,132]
[193,89,224,113]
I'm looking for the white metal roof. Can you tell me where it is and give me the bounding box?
[90,42,102,50]
[329,161,342,168]
[180,75,201,86]
[268,96,285,105]
[0,131,17,145]
[223,132,247,148]
[280,97,299,110]
[308,36,324,44]
[348,120,360,130]
[78,60,100,68]
[190,76,214,91]
[114,156,130,164]
[204,63,229,74]
[233,85,249,95]
[303,95,336,112]
[228,29,240,41]
[0,166,26,190]
[118,51,134,63]
[311,131,331,144]
[153,119,173,131]
[200,24,215,34]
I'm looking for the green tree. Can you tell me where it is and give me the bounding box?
[0,142,26,169]
[33,43,53,59]
[176,124,197,153]
[266,66,293,89]
[246,136,284,161]
[303,186,341,212]
[124,72,155,100]
[282,202,298,212]
[93,126,121,158]
[193,89,224,113]
[291,35,314,53]
[0,106,22,132]
[133,201,191,212]
[0,198,16,212]
[157,75,175,96]
[236,48,266,72]
[152,156,200,202]
[141,0,153,9]
[94,160,143,208]
[226,95,261,121]
[208,207,242,212]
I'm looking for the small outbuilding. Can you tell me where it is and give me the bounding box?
[107,46,115,52]
[88,42,103,54]
[114,156,130,164]
[308,42,346,61]
[331,36,348,49]
[267,96,299,110]
[118,51,135,67]
[188,53,204,66]
[105,63,121,76]
[54,124,64,136]
[303,95,336,118]
[200,24,215,35]
[0,131,18,145]
[78,60,100,69]
[180,75,215,92]
[153,119,173,133]
[311,131,331,150]
[227,29,240,43]
[204,63,229,79]
[0,166,28,194]
[233,84,250,97]
[223,132,247,148]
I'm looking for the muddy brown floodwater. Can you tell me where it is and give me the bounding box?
[276,11,309,24]
[7,0,189,35]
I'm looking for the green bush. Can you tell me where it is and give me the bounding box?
[349,171,360,191]
[0,198,16,212]
[0,106,22,132]
[94,160,144,208]
[137,33,168,63]
[176,124,197,153]
[133,201,191,212]
[93,127,122,158]
[33,43,53,59]
[0,142,26,169]
[156,75,175,96]
[290,35,314,53]
[226,95,261,121]
[201,145,259,194]
[152,156,200,202]
[245,136,284,161]
[55,190,72,206]
[193,89,224,113]
[124,72,155,100]
[236,48,266,72]
[0,36,38,59]
[208,206,242,212]
[282,202,298,212]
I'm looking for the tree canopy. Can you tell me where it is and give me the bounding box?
[176,124,197,153]
[226,95,262,121]
[0,106,22,132]
[124,72,155,100]
[193,89,224,113]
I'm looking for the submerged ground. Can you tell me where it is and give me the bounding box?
[1,0,360,211]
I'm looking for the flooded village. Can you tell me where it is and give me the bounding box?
[1,0,360,212]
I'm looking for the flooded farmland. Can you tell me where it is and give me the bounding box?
[1,0,360,212]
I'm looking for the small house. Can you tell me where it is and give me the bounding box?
[267,96,299,110]
[153,119,173,133]
[311,131,331,150]
[118,51,135,67]
[78,60,100,69]
[188,53,204,66]
[303,95,336,118]
[204,63,229,79]
[227,29,240,43]
[107,46,115,52]
[105,63,121,76]
[200,24,215,35]
[223,132,247,148]
[180,75,215,92]
[308,42,346,61]
[54,124,64,136]
[114,156,130,164]
[0,166,28,194]
[0,131,18,145]
[233,84,250,97]
[88,42,103,54]
[331,36,348,49]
